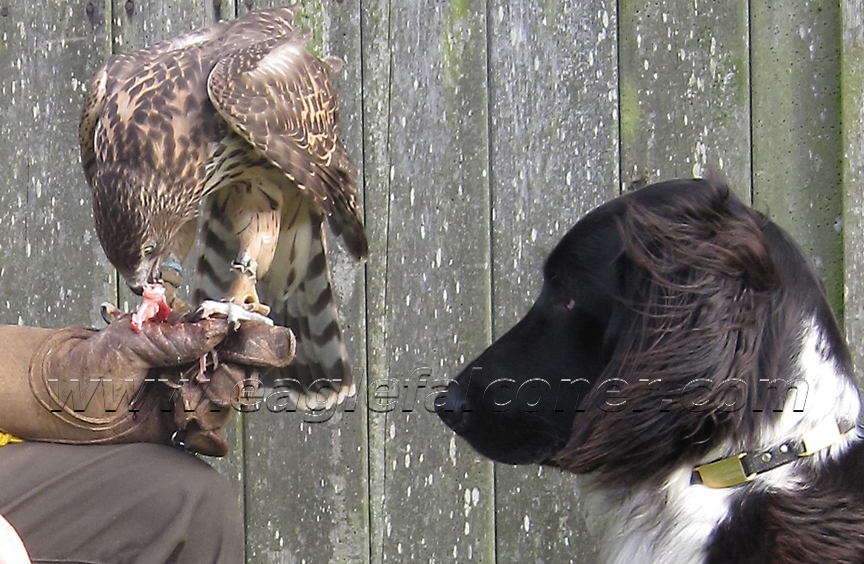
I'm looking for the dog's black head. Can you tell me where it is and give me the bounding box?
[437,191,622,464]
[439,176,852,487]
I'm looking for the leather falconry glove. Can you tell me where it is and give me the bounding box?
[166,320,296,455]
[0,315,294,456]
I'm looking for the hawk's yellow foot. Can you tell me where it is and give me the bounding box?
[193,301,273,330]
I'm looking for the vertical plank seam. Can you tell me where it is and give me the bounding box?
[614,0,623,195]
[241,413,250,563]
[24,159,29,282]
[746,0,755,205]
[484,0,496,340]
[482,1,498,562]
[840,0,853,335]
[382,0,394,324]
[834,4,846,324]
[370,0,396,560]
[357,1,375,562]
[484,0,498,563]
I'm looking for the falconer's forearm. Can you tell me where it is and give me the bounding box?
[0,321,224,446]
[0,318,295,455]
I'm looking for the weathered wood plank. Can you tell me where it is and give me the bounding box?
[486,1,619,562]
[842,0,864,375]
[0,2,113,329]
[618,0,751,198]
[111,0,216,53]
[362,0,495,562]
[0,7,32,325]
[359,1,394,561]
[750,1,844,315]
[238,2,370,563]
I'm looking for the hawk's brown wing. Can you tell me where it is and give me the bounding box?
[206,32,367,261]
[79,65,108,186]
[79,22,231,187]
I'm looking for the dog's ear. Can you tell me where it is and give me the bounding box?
[554,179,781,487]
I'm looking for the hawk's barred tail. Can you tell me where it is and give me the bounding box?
[193,191,356,411]
[192,199,241,307]
[271,218,355,411]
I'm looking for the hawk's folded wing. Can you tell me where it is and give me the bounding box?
[207,33,367,261]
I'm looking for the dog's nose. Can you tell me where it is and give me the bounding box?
[437,381,470,432]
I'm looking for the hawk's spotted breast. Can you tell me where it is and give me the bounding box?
[80,7,366,408]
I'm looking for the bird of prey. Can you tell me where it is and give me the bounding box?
[80,7,366,407]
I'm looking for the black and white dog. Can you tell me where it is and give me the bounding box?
[438,176,864,564]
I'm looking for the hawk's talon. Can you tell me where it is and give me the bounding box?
[232,296,271,316]
[100,302,124,325]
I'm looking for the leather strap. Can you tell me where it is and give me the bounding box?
[692,418,853,488]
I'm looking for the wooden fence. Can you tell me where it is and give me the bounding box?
[1,0,863,562]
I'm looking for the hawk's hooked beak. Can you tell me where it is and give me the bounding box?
[147,260,163,287]
[128,261,162,296]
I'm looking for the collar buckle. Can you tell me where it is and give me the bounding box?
[692,418,851,489]
[693,453,755,488]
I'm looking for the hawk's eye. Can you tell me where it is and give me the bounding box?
[142,243,156,257]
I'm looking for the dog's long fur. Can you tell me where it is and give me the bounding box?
[439,177,864,564]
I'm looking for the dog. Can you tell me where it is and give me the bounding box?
[438,176,864,564]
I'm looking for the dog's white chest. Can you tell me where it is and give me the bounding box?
[582,469,735,564]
